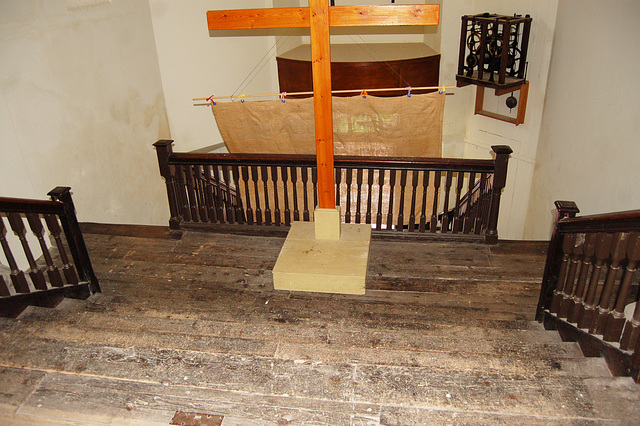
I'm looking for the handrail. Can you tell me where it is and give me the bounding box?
[557,209,640,233]
[537,201,640,382]
[0,197,65,215]
[170,152,498,172]
[0,187,100,307]
[154,140,512,243]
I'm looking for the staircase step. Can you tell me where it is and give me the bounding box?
[0,336,622,423]
[0,303,595,381]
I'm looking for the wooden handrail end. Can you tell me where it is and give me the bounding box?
[153,140,175,148]
[47,187,72,198]
[554,200,580,216]
[491,145,513,155]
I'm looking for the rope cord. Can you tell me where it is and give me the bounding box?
[194,85,454,104]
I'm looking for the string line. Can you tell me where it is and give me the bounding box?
[194,85,455,104]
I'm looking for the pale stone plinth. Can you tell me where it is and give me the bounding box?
[273,220,371,295]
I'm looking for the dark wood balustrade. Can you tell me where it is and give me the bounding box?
[154,140,512,243]
[0,187,100,317]
[537,202,640,381]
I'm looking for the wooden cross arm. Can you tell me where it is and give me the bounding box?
[207,5,439,31]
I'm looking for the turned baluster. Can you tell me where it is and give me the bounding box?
[365,169,374,225]
[271,166,281,226]
[550,233,577,314]
[452,172,465,233]
[6,213,47,290]
[594,232,630,334]
[604,232,640,342]
[386,169,397,230]
[184,165,200,222]
[355,168,363,224]
[221,166,235,223]
[211,166,224,223]
[577,233,613,329]
[376,169,385,230]
[43,214,78,285]
[241,166,253,225]
[334,167,342,213]
[281,166,291,226]
[441,171,453,233]
[195,165,208,222]
[463,172,476,234]
[291,167,300,222]
[231,166,244,224]
[558,234,585,318]
[203,165,217,223]
[430,171,441,233]
[408,170,419,232]
[419,170,430,233]
[620,303,640,351]
[0,216,30,293]
[396,170,408,231]
[301,167,310,222]
[251,166,262,225]
[474,173,490,235]
[261,166,271,225]
[345,168,353,223]
[26,213,64,288]
[0,275,9,297]
[567,233,597,323]
[175,165,192,222]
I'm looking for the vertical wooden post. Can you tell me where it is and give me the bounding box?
[536,200,580,321]
[484,145,512,244]
[48,187,101,294]
[154,140,182,230]
[309,0,335,209]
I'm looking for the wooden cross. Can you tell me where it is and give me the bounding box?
[207,1,439,210]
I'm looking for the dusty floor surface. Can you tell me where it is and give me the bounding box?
[1,225,640,425]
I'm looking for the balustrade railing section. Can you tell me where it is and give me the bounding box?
[155,140,512,243]
[537,202,640,381]
[0,187,99,317]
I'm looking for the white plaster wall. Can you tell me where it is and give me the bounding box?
[438,0,558,240]
[0,0,170,226]
[524,0,640,240]
[149,0,280,152]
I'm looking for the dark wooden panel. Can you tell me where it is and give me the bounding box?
[276,54,440,97]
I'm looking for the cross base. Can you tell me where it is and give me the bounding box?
[273,208,371,295]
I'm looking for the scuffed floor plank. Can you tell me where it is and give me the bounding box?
[0,226,637,425]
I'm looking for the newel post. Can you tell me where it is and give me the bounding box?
[484,145,513,244]
[153,140,181,230]
[48,187,101,294]
[535,200,580,321]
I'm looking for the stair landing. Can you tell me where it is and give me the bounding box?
[1,224,639,425]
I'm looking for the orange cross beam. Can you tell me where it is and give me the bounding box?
[207,2,440,209]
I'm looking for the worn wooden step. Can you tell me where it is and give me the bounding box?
[0,336,623,422]
[15,369,635,426]
[1,304,603,381]
[10,370,619,426]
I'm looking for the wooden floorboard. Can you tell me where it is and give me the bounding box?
[1,225,639,425]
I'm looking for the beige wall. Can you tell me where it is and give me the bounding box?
[149,0,280,152]
[524,0,640,240]
[0,0,170,225]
